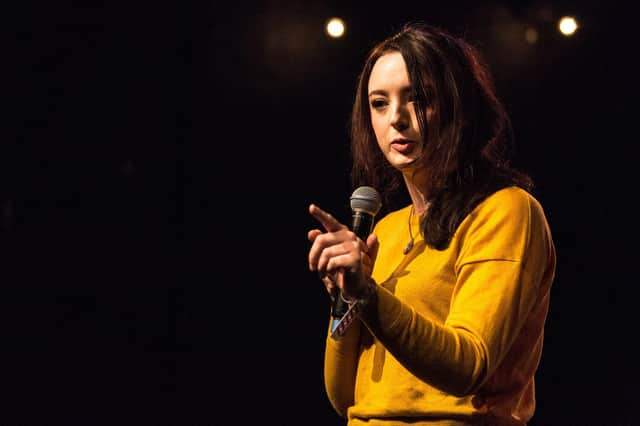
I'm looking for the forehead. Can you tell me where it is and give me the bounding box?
[368,52,409,91]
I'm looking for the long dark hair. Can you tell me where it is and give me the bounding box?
[350,22,532,250]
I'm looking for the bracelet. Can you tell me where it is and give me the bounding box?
[340,280,377,307]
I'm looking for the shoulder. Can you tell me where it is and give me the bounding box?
[482,185,534,207]
[456,185,553,261]
[458,185,551,247]
[473,186,545,223]
[463,186,552,245]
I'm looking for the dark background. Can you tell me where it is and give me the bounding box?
[5,0,638,424]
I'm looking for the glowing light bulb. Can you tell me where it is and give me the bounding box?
[326,17,346,38]
[558,16,578,36]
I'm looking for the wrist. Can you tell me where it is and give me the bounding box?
[340,279,377,307]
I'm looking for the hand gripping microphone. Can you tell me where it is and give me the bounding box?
[330,186,382,336]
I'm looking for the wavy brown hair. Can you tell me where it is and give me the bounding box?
[350,22,533,250]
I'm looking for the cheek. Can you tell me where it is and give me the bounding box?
[370,114,386,144]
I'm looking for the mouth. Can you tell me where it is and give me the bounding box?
[390,139,417,154]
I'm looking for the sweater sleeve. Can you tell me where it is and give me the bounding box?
[358,189,554,396]
[323,316,361,417]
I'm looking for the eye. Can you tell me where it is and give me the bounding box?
[406,91,417,104]
[370,98,388,110]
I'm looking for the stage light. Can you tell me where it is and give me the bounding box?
[558,16,578,36]
[325,17,346,39]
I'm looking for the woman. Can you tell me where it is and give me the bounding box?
[307,22,556,425]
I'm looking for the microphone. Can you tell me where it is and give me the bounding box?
[330,186,382,336]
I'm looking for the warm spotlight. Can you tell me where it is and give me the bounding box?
[558,16,578,36]
[325,17,346,38]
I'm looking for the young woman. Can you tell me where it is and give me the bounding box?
[307,22,556,425]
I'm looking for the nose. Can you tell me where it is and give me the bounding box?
[390,102,409,131]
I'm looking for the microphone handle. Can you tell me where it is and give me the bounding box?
[331,211,374,319]
[331,288,350,319]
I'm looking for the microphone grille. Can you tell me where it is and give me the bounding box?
[350,186,382,216]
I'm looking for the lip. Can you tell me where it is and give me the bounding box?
[390,138,417,154]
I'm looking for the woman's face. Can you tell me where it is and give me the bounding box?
[368,51,427,174]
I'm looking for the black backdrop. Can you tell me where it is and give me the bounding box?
[5,0,638,424]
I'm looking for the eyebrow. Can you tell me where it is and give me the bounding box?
[368,89,387,97]
[367,87,413,97]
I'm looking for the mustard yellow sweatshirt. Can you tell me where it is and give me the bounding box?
[324,186,556,425]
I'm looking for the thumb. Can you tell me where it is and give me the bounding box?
[366,233,379,264]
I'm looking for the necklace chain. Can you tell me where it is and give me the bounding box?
[403,205,415,255]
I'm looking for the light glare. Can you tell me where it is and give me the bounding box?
[326,17,345,38]
[558,16,578,36]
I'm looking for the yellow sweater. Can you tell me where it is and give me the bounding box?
[324,187,556,425]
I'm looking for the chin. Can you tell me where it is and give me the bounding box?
[396,154,419,165]
[393,157,422,172]
[393,161,416,172]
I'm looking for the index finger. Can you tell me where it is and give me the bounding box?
[309,204,346,233]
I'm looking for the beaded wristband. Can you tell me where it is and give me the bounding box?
[330,281,377,340]
[339,280,377,307]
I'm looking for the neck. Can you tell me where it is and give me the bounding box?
[403,178,429,215]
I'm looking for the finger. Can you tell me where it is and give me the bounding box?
[308,230,322,271]
[360,233,379,277]
[308,232,341,271]
[322,250,361,277]
[309,232,360,272]
[309,204,346,233]
[320,273,336,296]
[366,233,379,264]
[316,243,352,276]
[307,229,322,242]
